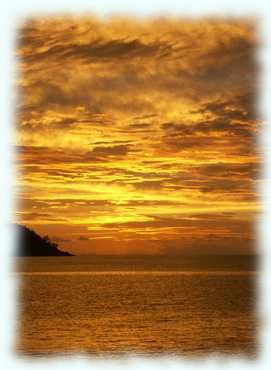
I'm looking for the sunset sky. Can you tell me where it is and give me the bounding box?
[15,17,260,255]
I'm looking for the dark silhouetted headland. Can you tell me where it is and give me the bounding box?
[15,224,73,256]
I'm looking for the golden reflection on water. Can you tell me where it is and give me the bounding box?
[16,257,258,357]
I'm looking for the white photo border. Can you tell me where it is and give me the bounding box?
[1,1,270,369]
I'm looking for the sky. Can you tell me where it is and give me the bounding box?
[15,17,260,255]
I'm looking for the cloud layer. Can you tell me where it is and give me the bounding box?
[15,17,260,255]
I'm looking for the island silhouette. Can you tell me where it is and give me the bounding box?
[15,224,73,256]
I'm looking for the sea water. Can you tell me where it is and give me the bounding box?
[15,255,258,357]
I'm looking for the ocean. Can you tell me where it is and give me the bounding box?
[15,255,258,357]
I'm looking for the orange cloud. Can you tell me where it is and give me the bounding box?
[15,17,260,255]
